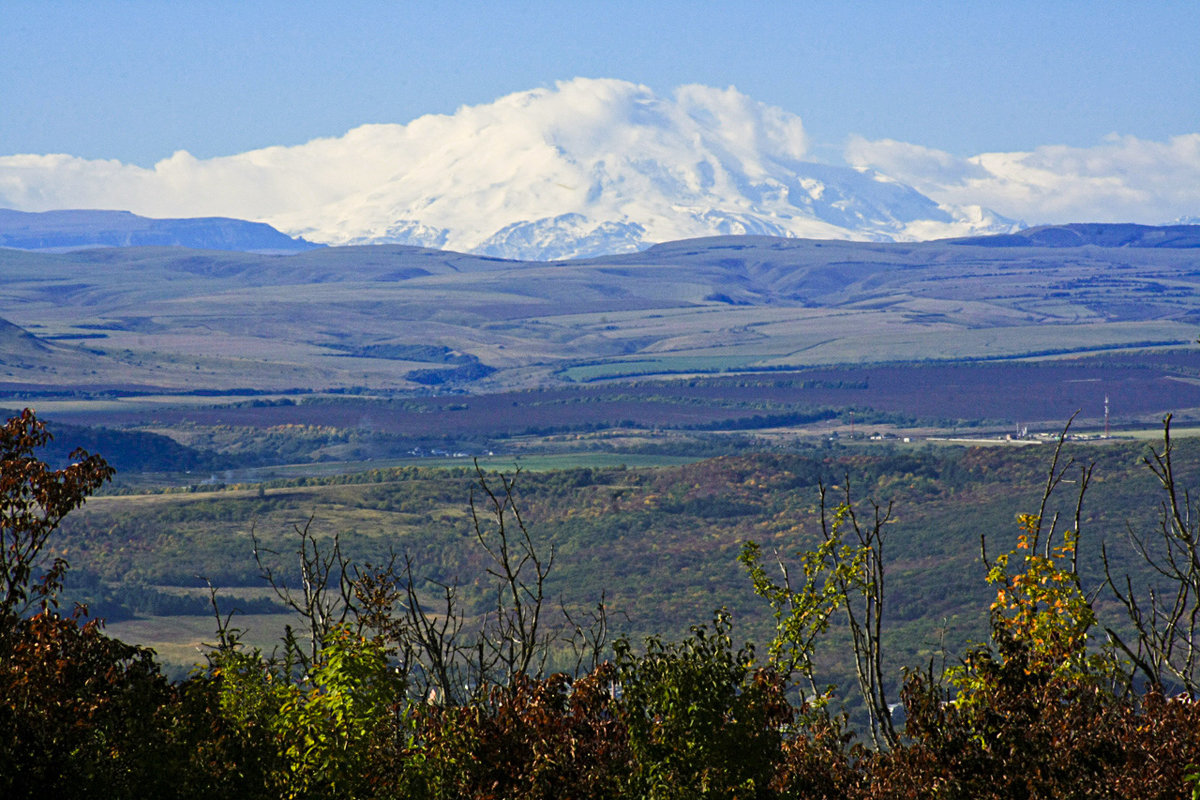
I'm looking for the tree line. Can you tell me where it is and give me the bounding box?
[2,408,1200,798]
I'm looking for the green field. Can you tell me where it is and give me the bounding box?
[55,434,1193,707]
[104,613,306,674]
[559,355,777,381]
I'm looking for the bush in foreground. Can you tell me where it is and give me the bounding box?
[4,409,1200,798]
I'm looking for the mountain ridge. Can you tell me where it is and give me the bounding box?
[1,225,1198,393]
[0,208,320,253]
[945,222,1200,249]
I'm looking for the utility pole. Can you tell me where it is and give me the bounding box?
[1104,395,1110,438]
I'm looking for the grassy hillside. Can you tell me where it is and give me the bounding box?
[2,234,1199,393]
[11,354,1200,489]
[61,437,1192,707]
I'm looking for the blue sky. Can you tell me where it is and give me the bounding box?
[4,1,1198,166]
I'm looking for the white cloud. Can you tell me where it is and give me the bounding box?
[0,79,807,233]
[0,77,825,251]
[845,133,1200,225]
[6,77,1193,255]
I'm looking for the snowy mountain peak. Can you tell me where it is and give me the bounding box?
[0,79,1018,260]
[268,79,1016,258]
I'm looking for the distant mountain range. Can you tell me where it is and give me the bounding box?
[4,207,1194,260]
[0,209,319,253]
[0,80,1022,260]
[948,223,1200,249]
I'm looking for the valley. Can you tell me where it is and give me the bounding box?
[3,225,1200,694]
[1,225,1199,400]
[54,436,1198,716]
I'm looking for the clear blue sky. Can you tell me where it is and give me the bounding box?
[3,1,1198,166]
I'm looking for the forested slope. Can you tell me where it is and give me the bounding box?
[4,409,1200,798]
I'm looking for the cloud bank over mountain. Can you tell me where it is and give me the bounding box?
[846,133,1200,226]
[1,78,1195,259]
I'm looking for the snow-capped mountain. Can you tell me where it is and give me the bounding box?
[266,79,1016,259]
[0,79,1018,260]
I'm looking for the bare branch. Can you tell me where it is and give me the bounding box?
[1103,414,1200,697]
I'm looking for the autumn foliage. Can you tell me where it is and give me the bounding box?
[3,409,1200,798]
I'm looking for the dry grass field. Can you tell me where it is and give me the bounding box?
[2,234,1199,397]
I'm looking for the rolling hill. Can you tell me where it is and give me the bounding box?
[0,225,1197,397]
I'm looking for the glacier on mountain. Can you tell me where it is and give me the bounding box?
[0,78,1018,260]
[266,79,1017,258]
